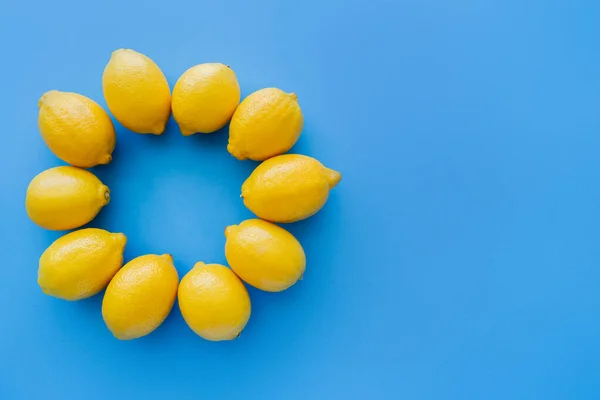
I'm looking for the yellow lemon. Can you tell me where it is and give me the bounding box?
[38,91,116,167]
[38,228,126,300]
[102,254,179,340]
[178,262,251,341]
[26,166,110,230]
[241,154,341,223]
[225,219,306,292]
[102,49,171,134]
[172,63,240,135]
[228,88,303,161]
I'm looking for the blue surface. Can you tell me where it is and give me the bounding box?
[1,0,600,399]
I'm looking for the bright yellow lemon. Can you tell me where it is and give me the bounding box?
[178,262,251,341]
[26,166,110,230]
[228,88,303,161]
[38,228,126,300]
[38,91,115,167]
[102,254,179,340]
[102,49,171,134]
[242,154,341,223]
[172,63,240,135]
[225,219,306,292]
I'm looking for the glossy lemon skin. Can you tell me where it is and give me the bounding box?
[172,63,240,135]
[102,49,171,134]
[225,219,305,292]
[228,88,303,161]
[26,166,110,231]
[241,154,341,223]
[102,254,179,340]
[38,229,126,300]
[38,90,116,167]
[178,262,251,341]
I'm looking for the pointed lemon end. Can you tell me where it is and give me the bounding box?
[181,129,196,136]
[107,49,132,68]
[162,254,174,262]
[149,123,166,135]
[324,168,342,188]
[193,261,206,269]
[224,225,236,238]
[112,233,127,247]
[111,48,132,58]
[111,331,134,341]
[227,143,247,160]
[100,154,112,164]
[100,186,111,205]
[233,153,248,160]
[178,122,196,136]
[38,90,60,109]
[289,92,298,101]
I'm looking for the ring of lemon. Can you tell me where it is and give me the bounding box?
[32,51,341,341]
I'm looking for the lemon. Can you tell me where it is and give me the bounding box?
[102,49,171,135]
[242,154,341,223]
[102,254,179,340]
[228,88,303,161]
[38,91,116,167]
[178,262,251,341]
[172,63,240,135]
[38,228,126,300]
[225,219,306,292]
[26,166,110,230]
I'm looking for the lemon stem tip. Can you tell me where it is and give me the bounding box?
[224,226,235,238]
[325,168,342,188]
[102,188,111,205]
[38,90,59,109]
[150,125,165,135]
[113,233,127,244]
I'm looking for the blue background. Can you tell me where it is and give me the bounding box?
[1,0,600,399]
